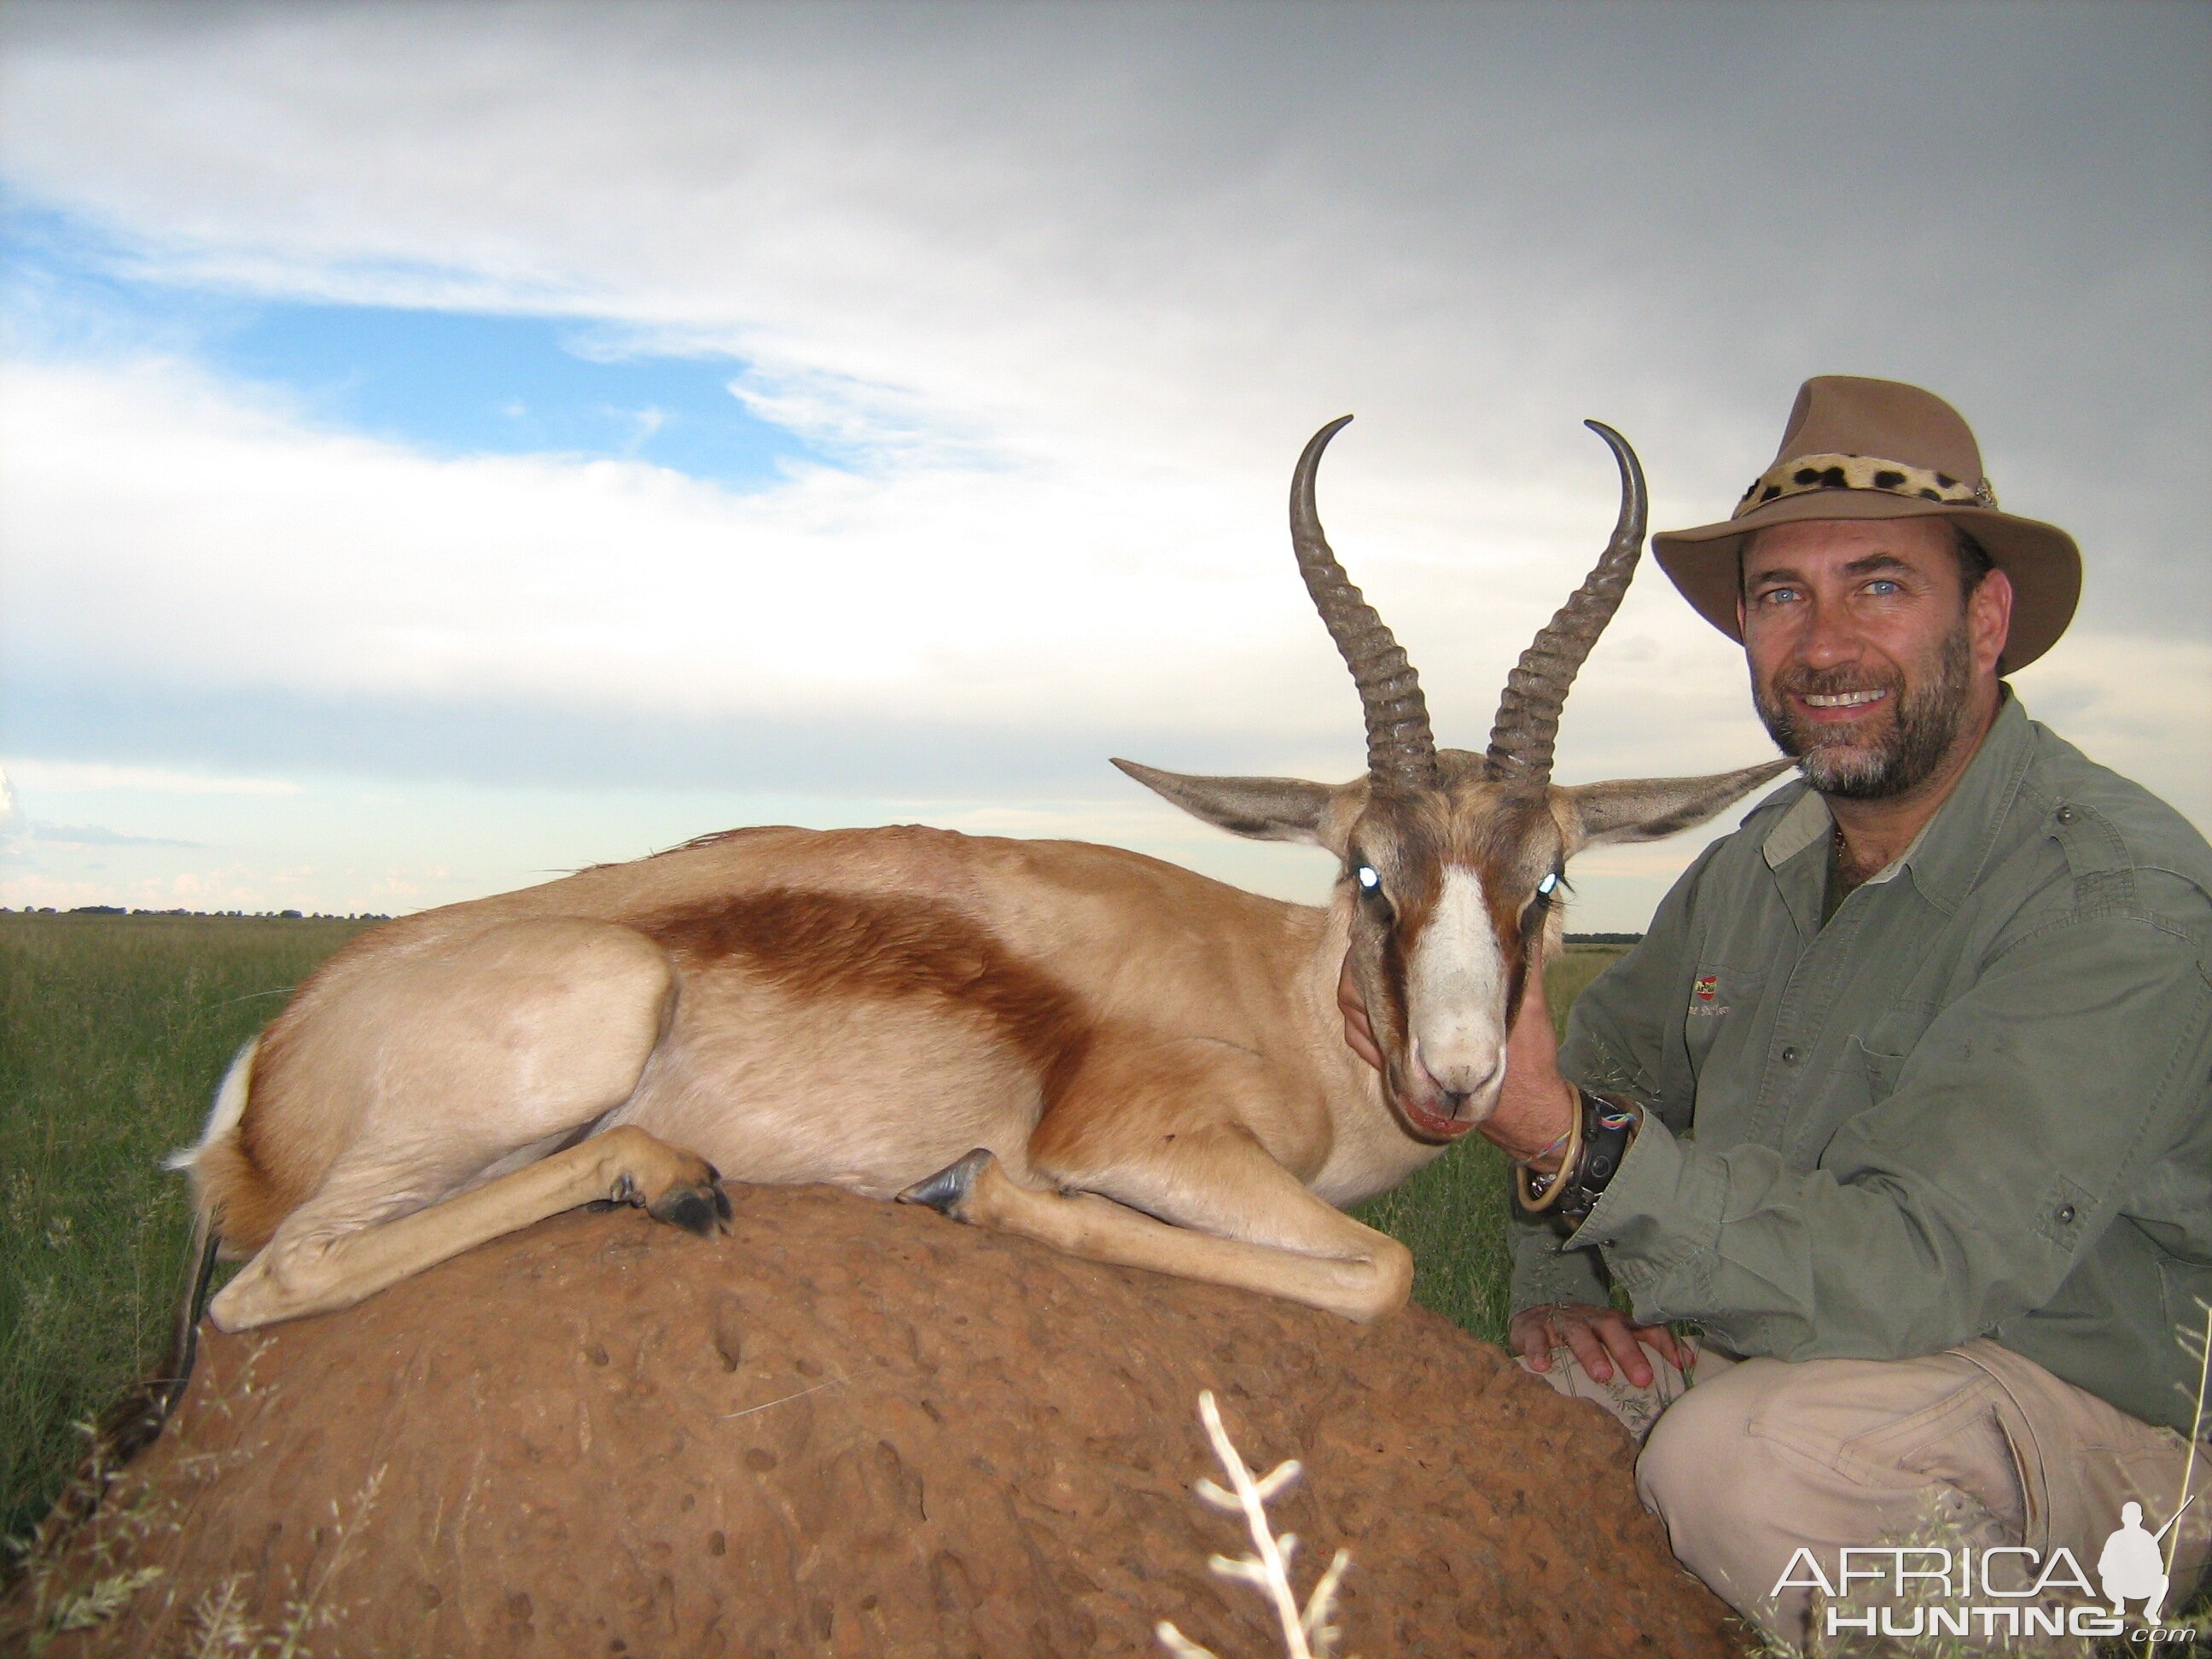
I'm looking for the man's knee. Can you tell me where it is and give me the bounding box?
[1634,1350,2043,1644]
[1635,1356,1772,1522]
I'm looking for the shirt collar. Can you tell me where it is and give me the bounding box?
[1761,690,2035,913]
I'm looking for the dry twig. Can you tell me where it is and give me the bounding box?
[1156,1390,1351,1659]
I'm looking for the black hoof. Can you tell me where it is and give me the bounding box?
[897,1148,995,1219]
[650,1179,731,1237]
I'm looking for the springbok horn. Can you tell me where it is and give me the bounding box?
[1290,416,1439,792]
[1485,420,1647,784]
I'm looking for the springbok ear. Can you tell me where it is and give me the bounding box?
[1111,759,1343,847]
[1561,759,1793,850]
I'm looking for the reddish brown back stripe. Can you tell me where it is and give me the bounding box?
[638,890,1093,1103]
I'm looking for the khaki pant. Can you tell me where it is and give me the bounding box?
[1526,1337,2211,1650]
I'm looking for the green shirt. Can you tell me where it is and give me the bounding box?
[1511,695,2212,1435]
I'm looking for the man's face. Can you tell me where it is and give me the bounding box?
[1738,518,2012,801]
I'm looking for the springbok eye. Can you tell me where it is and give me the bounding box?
[1356,864,1381,892]
[1522,869,1565,934]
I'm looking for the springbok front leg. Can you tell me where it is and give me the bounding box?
[904,1115,1414,1324]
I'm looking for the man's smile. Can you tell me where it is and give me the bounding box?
[1802,689,1889,710]
[1793,685,1893,725]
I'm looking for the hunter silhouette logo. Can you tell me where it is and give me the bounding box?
[2098,1495,2194,1623]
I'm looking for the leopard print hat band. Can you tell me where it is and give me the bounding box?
[1734,451,1999,519]
[1651,377,2082,673]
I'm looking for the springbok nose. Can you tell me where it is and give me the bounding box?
[1418,1045,1505,1103]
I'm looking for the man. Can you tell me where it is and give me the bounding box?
[1343,377,2212,1643]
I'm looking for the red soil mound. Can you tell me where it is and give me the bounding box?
[27,1185,1734,1656]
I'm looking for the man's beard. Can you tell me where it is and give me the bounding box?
[1753,619,1975,801]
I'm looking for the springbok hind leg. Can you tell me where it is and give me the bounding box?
[902,1123,1413,1323]
[209,1126,730,1331]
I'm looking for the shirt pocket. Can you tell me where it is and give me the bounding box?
[1852,1001,1941,1105]
[1846,1035,1908,1106]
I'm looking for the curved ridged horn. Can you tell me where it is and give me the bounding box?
[1485,420,1647,784]
[1290,417,1439,792]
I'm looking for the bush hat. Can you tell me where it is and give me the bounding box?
[1650,375,2081,672]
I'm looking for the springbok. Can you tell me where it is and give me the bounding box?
[174,416,1784,1341]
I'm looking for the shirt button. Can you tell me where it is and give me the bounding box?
[2058,1204,2076,1224]
[1781,1045,1801,1064]
[2056,806,2076,824]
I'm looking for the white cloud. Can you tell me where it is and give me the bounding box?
[1,2,2204,919]
[1,351,1683,752]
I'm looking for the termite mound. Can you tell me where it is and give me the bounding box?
[24,1185,1733,1657]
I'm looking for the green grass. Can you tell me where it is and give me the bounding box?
[0,911,370,1545]
[0,913,1622,1551]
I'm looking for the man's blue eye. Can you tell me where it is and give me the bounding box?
[1357,865,1381,891]
[1867,579,1901,596]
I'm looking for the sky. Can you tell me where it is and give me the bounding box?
[0,1,2205,930]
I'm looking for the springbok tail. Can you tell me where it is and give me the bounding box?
[164,1033,259,1175]
[102,1038,259,1467]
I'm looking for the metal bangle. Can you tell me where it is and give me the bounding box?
[1513,1091,1584,1214]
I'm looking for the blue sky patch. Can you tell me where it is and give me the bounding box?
[211,305,818,485]
[3,198,821,488]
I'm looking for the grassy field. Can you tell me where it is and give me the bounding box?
[0,911,1621,1549]
[0,911,371,1546]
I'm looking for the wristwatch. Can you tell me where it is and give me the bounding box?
[1515,1087,1644,1222]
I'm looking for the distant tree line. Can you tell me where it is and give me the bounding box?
[3,906,393,921]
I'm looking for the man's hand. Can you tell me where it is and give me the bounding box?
[1336,956,1385,1072]
[1511,1302,1684,1388]
[1487,957,1579,1168]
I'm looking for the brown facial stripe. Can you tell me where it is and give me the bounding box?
[1482,861,1550,1028]
[1372,911,1414,1051]
[638,889,1092,1101]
